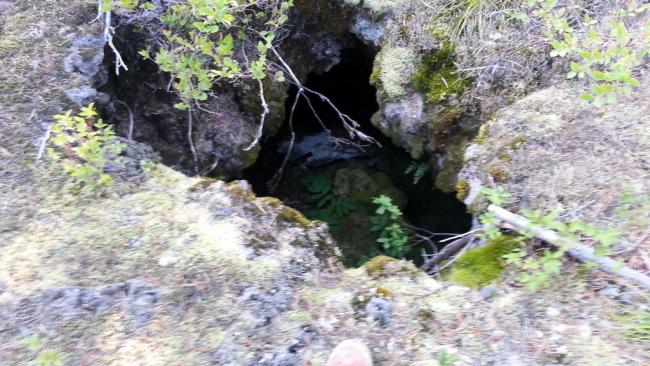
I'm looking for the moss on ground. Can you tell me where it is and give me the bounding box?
[447,236,521,288]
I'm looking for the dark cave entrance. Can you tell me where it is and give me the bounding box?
[244,37,473,266]
[99,22,472,267]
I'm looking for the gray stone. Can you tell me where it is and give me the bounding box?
[375,93,426,159]
[365,297,392,326]
[480,286,497,300]
[351,13,385,47]
[277,132,366,168]
[599,285,621,299]
[65,86,98,105]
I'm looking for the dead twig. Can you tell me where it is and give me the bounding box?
[97,1,128,75]
[36,124,51,162]
[420,235,474,273]
[114,99,135,141]
[244,77,270,151]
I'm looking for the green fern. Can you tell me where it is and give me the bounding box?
[305,175,354,228]
[405,161,429,185]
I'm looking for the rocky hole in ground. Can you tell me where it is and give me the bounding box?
[99,22,472,267]
[243,38,472,266]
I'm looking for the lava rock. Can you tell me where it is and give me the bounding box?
[65,86,98,106]
[365,297,392,326]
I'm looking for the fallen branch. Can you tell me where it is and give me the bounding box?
[420,235,473,273]
[488,205,650,291]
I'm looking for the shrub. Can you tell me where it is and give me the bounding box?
[478,186,621,291]
[48,104,124,192]
[524,0,650,105]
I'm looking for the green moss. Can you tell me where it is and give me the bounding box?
[258,196,283,207]
[277,206,313,228]
[447,236,521,288]
[378,47,418,100]
[456,180,469,201]
[226,182,256,201]
[486,164,510,183]
[475,123,490,144]
[412,46,472,104]
[364,255,399,276]
[375,286,392,298]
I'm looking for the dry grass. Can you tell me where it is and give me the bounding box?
[0,0,100,231]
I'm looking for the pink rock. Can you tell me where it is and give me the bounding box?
[326,339,373,366]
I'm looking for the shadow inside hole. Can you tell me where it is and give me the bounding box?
[244,37,472,267]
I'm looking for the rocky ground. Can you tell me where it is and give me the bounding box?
[1,0,649,365]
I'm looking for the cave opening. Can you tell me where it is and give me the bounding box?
[244,37,473,267]
[99,22,472,267]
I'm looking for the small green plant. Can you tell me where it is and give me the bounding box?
[405,161,429,185]
[102,0,294,169]
[526,0,650,105]
[48,103,124,192]
[436,348,460,366]
[479,186,620,291]
[22,334,64,366]
[370,195,409,258]
[305,175,354,227]
[478,186,512,240]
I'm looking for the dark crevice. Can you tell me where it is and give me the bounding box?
[243,36,472,266]
[100,24,472,267]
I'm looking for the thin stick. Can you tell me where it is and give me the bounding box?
[187,106,198,174]
[420,235,473,272]
[439,228,482,243]
[488,205,650,291]
[269,89,301,190]
[36,124,51,162]
[244,78,269,151]
[114,100,135,141]
[98,2,128,75]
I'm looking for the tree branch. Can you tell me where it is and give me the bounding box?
[488,205,650,291]
[97,2,128,75]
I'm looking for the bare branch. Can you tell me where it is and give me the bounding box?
[420,235,474,273]
[268,88,301,191]
[187,106,198,174]
[488,205,650,291]
[244,78,270,151]
[97,2,128,75]
[114,99,135,141]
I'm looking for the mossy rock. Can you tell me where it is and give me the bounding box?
[333,166,407,208]
[364,255,399,277]
[364,255,420,278]
[412,46,472,104]
[456,179,470,201]
[446,236,521,288]
[277,206,313,228]
[474,123,490,144]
